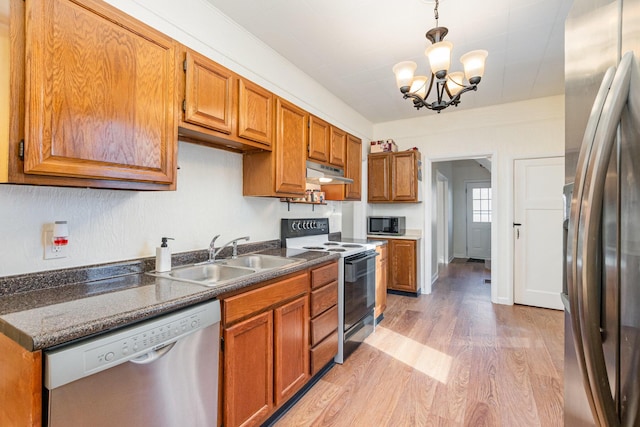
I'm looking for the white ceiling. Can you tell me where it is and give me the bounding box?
[204,0,573,123]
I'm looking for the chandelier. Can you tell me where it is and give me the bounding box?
[392,0,488,112]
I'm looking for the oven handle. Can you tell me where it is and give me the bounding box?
[344,251,379,265]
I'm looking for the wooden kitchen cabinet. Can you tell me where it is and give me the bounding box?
[388,239,418,294]
[223,311,273,427]
[307,115,346,169]
[274,295,309,406]
[11,0,178,190]
[243,97,308,197]
[182,49,234,135]
[374,243,388,321]
[322,133,362,201]
[308,115,330,164]
[368,150,422,203]
[0,333,42,426]
[178,48,274,152]
[329,126,346,168]
[309,261,339,375]
[221,271,310,427]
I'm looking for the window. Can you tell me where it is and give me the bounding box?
[472,187,492,223]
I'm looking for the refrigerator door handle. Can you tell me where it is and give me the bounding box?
[568,64,617,423]
[576,51,634,427]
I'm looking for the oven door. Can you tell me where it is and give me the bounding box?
[343,250,377,331]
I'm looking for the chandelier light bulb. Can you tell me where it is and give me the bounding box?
[409,75,429,98]
[460,50,488,82]
[446,71,465,96]
[392,61,418,90]
[425,41,453,78]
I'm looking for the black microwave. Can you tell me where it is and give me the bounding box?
[367,216,406,235]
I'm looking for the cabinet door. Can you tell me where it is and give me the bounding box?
[329,126,346,167]
[238,78,272,146]
[24,0,176,184]
[389,239,417,293]
[184,49,234,134]
[368,153,390,202]
[274,295,309,406]
[224,311,273,427]
[308,115,329,163]
[344,134,362,200]
[391,151,418,201]
[274,98,307,195]
[374,243,388,319]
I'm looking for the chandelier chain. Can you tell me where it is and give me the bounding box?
[434,0,439,25]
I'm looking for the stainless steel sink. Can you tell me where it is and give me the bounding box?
[148,254,303,287]
[221,254,302,269]
[168,263,255,284]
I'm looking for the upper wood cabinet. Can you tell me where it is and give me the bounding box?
[323,133,362,201]
[6,0,178,190]
[183,50,233,135]
[179,48,273,152]
[237,78,273,146]
[307,115,346,169]
[243,97,307,197]
[368,150,422,203]
[308,115,330,163]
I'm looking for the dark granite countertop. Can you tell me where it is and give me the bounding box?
[0,248,338,351]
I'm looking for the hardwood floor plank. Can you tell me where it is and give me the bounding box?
[273,261,564,427]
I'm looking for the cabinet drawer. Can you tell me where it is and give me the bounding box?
[310,280,337,317]
[310,331,338,375]
[310,305,338,346]
[223,272,308,325]
[311,262,338,290]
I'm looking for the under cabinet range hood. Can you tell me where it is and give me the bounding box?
[306,161,353,185]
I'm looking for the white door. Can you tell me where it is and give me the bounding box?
[514,157,564,310]
[466,181,491,260]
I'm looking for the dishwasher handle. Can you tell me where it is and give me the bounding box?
[129,342,176,365]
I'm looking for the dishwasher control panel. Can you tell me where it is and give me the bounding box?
[85,312,204,372]
[44,299,221,390]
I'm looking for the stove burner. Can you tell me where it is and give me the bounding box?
[341,244,363,248]
[323,242,340,246]
[303,246,326,250]
[327,248,346,252]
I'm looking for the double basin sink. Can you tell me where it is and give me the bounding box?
[148,254,303,287]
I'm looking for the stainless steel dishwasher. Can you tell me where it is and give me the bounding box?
[44,300,221,427]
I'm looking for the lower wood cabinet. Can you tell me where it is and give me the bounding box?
[373,238,418,294]
[374,243,388,320]
[221,271,311,427]
[388,239,418,293]
[309,262,339,375]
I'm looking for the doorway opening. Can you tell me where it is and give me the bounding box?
[431,158,492,288]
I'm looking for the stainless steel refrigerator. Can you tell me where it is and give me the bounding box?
[564,0,640,425]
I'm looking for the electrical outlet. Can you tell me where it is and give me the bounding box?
[44,230,68,260]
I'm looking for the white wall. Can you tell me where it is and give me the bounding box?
[451,160,491,257]
[373,95,565,304]
[0,0,373,277]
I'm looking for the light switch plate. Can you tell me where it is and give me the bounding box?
[44,230,68,260]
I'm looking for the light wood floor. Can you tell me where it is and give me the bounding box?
[274,260,564,426]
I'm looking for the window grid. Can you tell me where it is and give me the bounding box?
[472,187,492,223]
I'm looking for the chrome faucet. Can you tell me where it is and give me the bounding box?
[209,235,250,261]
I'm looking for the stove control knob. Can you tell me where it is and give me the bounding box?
[303,221,309,229]
[313,221,317,229]
[291,222,297,231]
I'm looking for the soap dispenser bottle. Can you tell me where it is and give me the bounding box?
[156,237,174,272]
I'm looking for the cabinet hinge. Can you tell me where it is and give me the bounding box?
[18,140,24,160]
[220,336,224,352]
[182,99,186,112]
[183,59,187,72]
